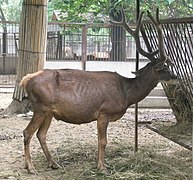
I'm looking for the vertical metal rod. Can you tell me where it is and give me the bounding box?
[2,32,7,75]
[135,0,140,152]
[82,25,87,70]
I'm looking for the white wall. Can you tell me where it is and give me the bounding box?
[45,61,148,78]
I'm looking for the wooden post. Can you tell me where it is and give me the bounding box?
[82,25,87,70]
[13,0,48,101]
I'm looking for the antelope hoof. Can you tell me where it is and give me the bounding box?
[48,161,61,170]
[98,164,108,174]
[25,163,37,174]
[100,168,109,175]
[27,167,37,174]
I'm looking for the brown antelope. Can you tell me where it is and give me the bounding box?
[20,9,177,174]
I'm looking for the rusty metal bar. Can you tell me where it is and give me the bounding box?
[146,125,192,151]
[134,0,140,153]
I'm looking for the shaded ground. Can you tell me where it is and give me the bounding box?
[0,93,192,180]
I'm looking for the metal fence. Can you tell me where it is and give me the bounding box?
[0,21,146,86]
[142,17,193,121]
[0,17,192,94]
[0,21,18,86]
[46,22,145,61]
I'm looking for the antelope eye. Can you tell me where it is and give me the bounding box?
[163,64,169,69]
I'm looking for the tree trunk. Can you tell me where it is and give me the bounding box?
[109,1,126,61]
[110,25,126,61]
[4,0,48,114]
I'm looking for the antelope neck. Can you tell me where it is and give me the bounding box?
[127,72,158,104]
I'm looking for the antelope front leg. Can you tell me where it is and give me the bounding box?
[97,118,109,172]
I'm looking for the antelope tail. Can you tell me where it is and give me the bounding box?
[19,71,43,89]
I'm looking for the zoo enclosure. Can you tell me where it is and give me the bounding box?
[0,18,192,115]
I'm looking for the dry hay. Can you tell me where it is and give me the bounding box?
[163,81,192,123]
[33,143,191,180]
[150,79,192,152]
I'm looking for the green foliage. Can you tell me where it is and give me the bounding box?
[1,0,193,22]
[0,0,22,21]
[48,0,110,23]
[49,0,193,23]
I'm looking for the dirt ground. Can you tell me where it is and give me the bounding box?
[0,93,192,180]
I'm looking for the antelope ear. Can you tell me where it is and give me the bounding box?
[132,66,145,76]
[132,64,150,76]
[131,71,140,76]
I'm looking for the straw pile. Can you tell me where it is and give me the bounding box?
[163,80,192,123]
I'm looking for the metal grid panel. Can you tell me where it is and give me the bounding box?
[142,18,193,121]
[0,21,18,86]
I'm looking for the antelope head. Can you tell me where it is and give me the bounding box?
[110,8,177,85]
